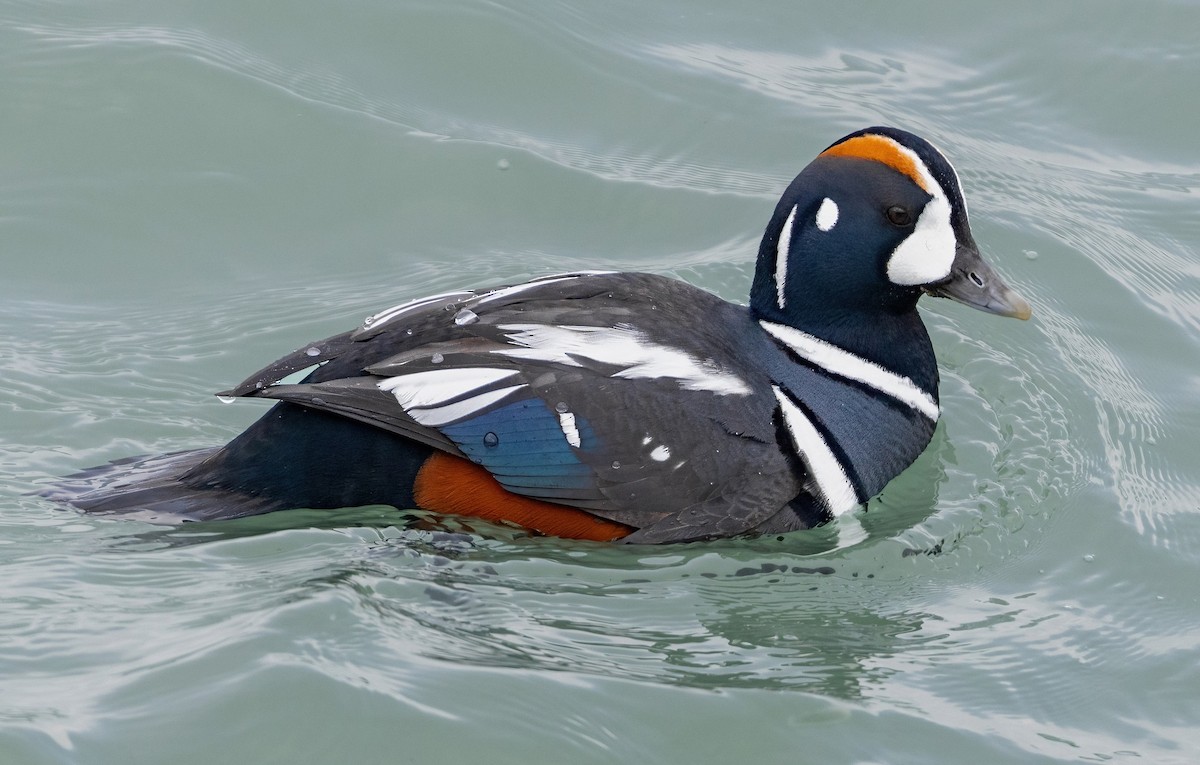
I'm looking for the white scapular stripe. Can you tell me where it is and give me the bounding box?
[558,411,581,447]
[775,204,798,310]
[473,271,614,306]
[378,368,524,426]
[815,197,839,232]
[759,320,939,421]
[773,386,859,516]
[882,139,956,286]
[362,289,475,331]
[494,323,752,396]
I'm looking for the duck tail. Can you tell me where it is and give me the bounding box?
[39,448,281,523]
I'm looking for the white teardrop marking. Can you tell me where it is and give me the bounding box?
[815,197,839,232]
[558,411,581,448]
[775,204,798,310]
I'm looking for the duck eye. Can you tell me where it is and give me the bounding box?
[886,205,913,227]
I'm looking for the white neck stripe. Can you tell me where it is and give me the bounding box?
[774,204,798,310]
[759,320,939,421]
[772,386,859,515]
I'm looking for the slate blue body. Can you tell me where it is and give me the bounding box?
[46,127,1031,543]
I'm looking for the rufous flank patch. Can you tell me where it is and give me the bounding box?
[413,452,632,541]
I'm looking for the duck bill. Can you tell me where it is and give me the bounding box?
[924,243,1032,320]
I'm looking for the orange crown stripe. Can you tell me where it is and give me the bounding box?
[819,134,931,193]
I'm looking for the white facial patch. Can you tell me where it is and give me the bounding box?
[887,194,956,285]
[494,323,752,396]
[883,142,957,286]
[775,204,798,310]
[815,197,838,232]
[772,386,859,515]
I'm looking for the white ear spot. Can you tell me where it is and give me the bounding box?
[815,197,838,232]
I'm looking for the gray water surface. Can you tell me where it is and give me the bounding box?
[3,1,1199,763]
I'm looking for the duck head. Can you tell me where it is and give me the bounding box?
[750,126,1031,331]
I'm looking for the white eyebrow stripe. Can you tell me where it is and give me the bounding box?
[772,386,859,515]
[759,320,939,421]
[775,204,798,310]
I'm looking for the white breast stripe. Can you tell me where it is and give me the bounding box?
[494,323,752,396]
[773,386,859,516]
[775,204,798,310]
[759,320,939,421]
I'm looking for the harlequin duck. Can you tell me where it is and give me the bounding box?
[47,127,1030,543]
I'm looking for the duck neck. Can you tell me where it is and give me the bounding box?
[749,298,939,396]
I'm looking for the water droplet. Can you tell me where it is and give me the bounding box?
[305,346,321,357]
[497,158,510,170]
[363,315,375,326]
[431,353,444,364]
[255,381,265,389]
[1083,553,1095,563]
[217,395,236,404]
[405,328,414,336]
[311,397,326,406]
[1024,250,1040,260]
[554,401,569,413]
[611,460,621,470]
[483,432,499,447]
[454,308,479,326]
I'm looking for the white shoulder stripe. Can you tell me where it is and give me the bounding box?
[774,204,798,310]
[772,386,859,516]
[759,320,939,421]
